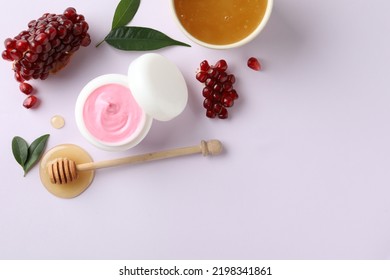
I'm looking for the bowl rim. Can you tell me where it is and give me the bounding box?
[170,0,274,49]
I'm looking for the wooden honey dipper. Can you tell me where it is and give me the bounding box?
[47,140,223,185]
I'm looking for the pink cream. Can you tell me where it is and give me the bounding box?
[82,84,143,143]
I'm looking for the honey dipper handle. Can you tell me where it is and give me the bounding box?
[76,140,223,171]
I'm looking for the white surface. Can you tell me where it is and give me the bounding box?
[1,0,390,260]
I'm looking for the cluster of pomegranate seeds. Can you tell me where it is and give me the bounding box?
[196,59,239,119]
[1,7,91,109]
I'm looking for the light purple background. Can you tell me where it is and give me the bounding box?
[1,0,390,260]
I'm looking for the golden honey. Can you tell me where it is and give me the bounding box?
[173,0,268,45]
[50,115,65,129]
[39,144,95,198]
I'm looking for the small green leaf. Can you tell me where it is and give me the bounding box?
[12,136,29,168]
[104,26,191,51]
[96,0,141,47]
[112,0,141,30]
[23,134,50,175]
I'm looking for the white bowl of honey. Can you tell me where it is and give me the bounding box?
[171,0,273,49]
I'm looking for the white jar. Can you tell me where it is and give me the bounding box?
[75,53,188,151]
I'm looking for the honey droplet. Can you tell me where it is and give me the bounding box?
[51,115,65,129]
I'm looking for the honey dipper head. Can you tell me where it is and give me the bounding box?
[200,139,223,156]
[206,139,223,155]
[47,158,78,184]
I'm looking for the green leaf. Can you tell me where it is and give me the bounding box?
[12,136,29,168]
[112,0,141,30]
[104,26,191,51]
[23,134,50,175]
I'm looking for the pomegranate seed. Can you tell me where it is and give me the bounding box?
[2,50,12,61]
[206,110,216,118]
[4,38,15,50]
[41,42,52,53]
[62,33,74,45]
[23,95,38,109]
[80,21,89,33]
[19,82,34,95]
[13,61,21,71]
[28,20,37,28]
[35,33,49,45]
[73,23,83,36]
[9,49,22,60]
[202,87,212,98]
[20,73,32,81]
[222,81,233,91]
[51,38,61,48]
[199,60,210,71]
[36,21,46,30]
[196,71,208,83]
[15,72,24,82]
[48,21,59,28]
[208,67,219,78]
[29,41,43,53]
[19,63,34,75]
[212,91,222,102]
[62,20,74,30]
[227,74,236,84]
[64,7,77,22]
[247,57,261,71]
[23,51,37,63]
[40,72,49,80]
[205,77,216,87]
[213,82,222,92]
[203,98,213,110]
[213,103,223,113]
[228,89,239,100]
[39,53,49,61]
[222,95,234,107]
[76,15,85,22]
[57,25,67,39]
[44,26,57,40]
[218,72,228,83]
[15,39,29,52]
[218,107,228,119]
[215,59,228,72]
[80,34,91,47]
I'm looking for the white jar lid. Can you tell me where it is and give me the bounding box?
[128,53,188,121]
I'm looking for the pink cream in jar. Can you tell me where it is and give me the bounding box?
[75,53,188,151]
[83,84,144,144]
